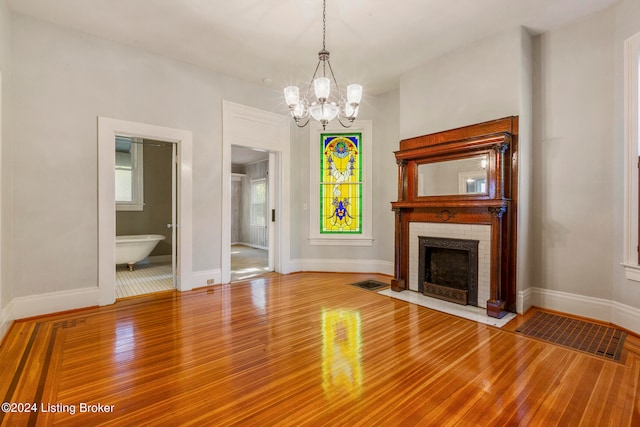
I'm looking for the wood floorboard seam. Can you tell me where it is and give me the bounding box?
[0,323,40,426]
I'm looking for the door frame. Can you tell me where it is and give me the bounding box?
[222,101,291,283]
[98,117,193,305]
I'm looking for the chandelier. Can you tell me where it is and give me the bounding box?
[283,0,362,129]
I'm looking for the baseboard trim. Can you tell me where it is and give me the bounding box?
[192,269,222,287]
[12,287,100,320]
[611,300,640,335]
[289,258,394,276]
[516,287,533,314]
[0,299,15,343]
[528,287,612,323]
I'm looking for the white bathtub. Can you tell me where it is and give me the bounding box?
[116,234,166,270]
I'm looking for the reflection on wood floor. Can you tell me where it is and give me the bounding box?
[231,244,269,282]
[0,272,638,425]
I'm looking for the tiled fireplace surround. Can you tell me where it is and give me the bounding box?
[409,222,491,308]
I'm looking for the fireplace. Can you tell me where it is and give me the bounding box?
[391,117,518,318]
[418,236,478,306]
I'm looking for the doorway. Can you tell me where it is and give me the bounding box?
[98,117,193,306]
[230,146,272,281]
[115,138,178,298]
[221,101,291,284]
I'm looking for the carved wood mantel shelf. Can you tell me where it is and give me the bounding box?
[391,117,519,319]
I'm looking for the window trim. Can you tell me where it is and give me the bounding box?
[115,137,144,211]
[623,32,640,280]
[250,178,267,227]
[308,120,373,246]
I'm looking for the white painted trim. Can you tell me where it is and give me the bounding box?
[192,269,222,287]
[527,287,612,323]
[115,140,144,211]
[525,287,640,335]
[12,288,99,320]
[611,301,640,335]
[0,72,3,314]
[308,120,373,245]
[222,101,291,284]
[516,287,533,314]
[268,152,276,272]
[623,32,640,270]
[289,258,394,276]
[98,117,193,305]
[0,299,14,343]
[622,263,640,282]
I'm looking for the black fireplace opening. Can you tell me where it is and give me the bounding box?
[418,236,479,306]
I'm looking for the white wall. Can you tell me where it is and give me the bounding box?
[529,1,640,332]
[398,27,533,311]
[399,28,523,140]
[9,13,281,298]
[532,9,615,300]
[288,89,398,272]
[5,2,639,334]
[612,0,640,318]
[517,28,534,305]
[0,0,11,333]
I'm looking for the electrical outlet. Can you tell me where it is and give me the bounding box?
[206,279,214,285]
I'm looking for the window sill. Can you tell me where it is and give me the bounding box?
[309,237,374,246]
[622,263,640,282]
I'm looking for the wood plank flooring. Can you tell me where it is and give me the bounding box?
[0,272,639,426]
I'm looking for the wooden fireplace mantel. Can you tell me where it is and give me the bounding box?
[391,117,518,319]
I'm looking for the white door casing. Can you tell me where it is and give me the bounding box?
[222,101,291,284]
[98,117,193,305]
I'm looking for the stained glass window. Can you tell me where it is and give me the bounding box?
[320,133,362,234]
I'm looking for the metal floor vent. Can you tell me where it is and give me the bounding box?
[349,280,388,291]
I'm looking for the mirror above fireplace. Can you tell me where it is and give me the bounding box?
[417,155,488,197]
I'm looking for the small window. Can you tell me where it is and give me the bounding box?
[115,136,144,211]
[251,178,267,227]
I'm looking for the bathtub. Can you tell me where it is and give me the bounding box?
[116,234,166,270]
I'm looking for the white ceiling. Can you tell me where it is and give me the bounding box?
[7,0,618,94]
[232,146,269,166]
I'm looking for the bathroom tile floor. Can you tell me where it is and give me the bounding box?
[116,262,174,299]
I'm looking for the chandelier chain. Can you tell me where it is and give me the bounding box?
[322,0,326,51]
[283,0,361,129]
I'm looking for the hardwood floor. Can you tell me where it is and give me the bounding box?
[230,244,269,282]
[0,272,638,426]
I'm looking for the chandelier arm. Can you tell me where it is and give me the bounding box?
[294,116,311,128]
[325,59,345,100]
[305,59,323,99]
[336,116,354,128]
